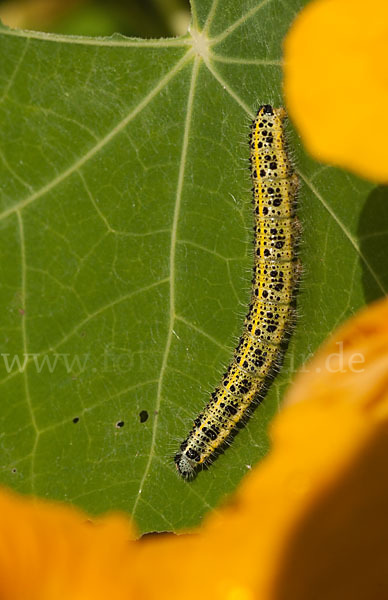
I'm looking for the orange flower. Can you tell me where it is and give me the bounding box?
[283,0,388,182]
[1,298,388,599]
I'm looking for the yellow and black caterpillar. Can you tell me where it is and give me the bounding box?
[175,105,299,480]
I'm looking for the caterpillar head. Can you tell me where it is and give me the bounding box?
[174,452,197,481]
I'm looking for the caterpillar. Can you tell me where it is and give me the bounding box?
[175,105,299,480]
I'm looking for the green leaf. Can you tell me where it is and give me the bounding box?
[0,0,385,534]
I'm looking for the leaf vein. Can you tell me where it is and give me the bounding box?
[0,51,193,223]
[131,56,201,515]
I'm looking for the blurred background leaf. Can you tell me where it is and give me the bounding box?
[0,0,191,37]
[0,0,384,534]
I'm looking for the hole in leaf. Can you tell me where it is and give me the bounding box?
[139,410,149,423]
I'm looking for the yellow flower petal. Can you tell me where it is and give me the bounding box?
[283,0,388,182]
[2,299,388,599]
[0,489,138,600]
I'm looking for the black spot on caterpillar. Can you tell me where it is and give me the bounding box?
[175,105,299,480]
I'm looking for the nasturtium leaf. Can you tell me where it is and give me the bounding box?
[0,0,384,533]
